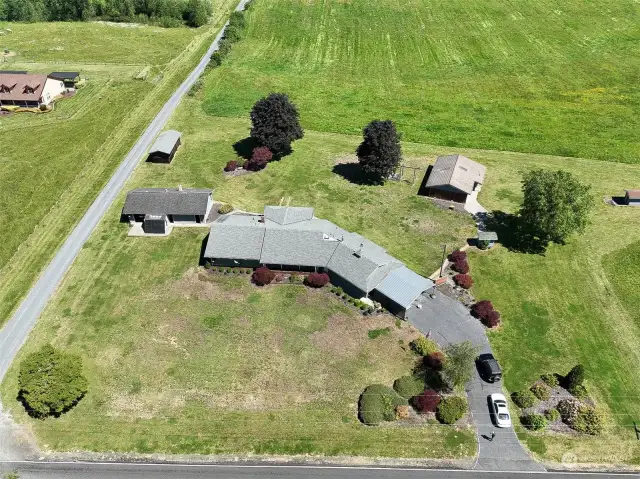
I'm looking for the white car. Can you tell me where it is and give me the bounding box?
[489,393,512,428]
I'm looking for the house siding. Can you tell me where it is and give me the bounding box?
[328,271,366,299]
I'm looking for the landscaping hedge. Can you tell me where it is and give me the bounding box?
[471,300,501,328]
[452,258,469,274]
[412,389,441,414]
[304,272,330,288]
[521,413,547,431]
[436,395,467,424]
[540,373,559,388]
[557,398,581,424]
[358,384,407,426]
[218,204,234,214]
[544,408,560,422]
[512,389,538,409]
[449,250,467,262]
[453,273,473,289]
[252,266,275,286]
[393,375,425,400]
[425,351,445,371]
[224,160,237,172]
[530,382,551,401]
[410,337,439,356]
[573,406,604,435]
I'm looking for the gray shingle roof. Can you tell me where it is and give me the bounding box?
[149,130,181,155]
[204,215,265,260]
[478,231,498,241]
[48,71,80,80]
[122,188,211,216]
[264,206,314,225]
[374,266,434,309]
[261,226,341,267]
[425,155,486,195]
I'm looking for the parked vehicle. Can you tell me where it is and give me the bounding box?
[489,393,512,428]
[476,353,502,382]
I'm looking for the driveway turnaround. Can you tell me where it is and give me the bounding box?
[407,292,545,472]
[0,0,252,461]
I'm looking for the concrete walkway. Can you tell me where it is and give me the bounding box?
[407,292,544,472]
[464,188,487,215]
[0,0,252,461]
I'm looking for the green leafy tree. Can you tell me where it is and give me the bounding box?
[441,341,478,389]
[520,170,593,245]
[18,345,88,418]
[184,0,211,27]
[250,93,304,155]
[356,120,402,183]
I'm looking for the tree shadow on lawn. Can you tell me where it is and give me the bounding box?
[17,389,86,419]
[481,210,548,255]
[332,163,380,186]
[232,136,292,161]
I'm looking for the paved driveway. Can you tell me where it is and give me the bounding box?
[407,292,544,472]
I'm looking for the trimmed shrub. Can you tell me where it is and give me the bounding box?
[530,382,552,401]
[289,273,303,284]
[358,384,407,426]
[452,258,469,274]
[441,341,478,389]
[512,389,538,409]
[544,408,560,422]
[218,204,233,214]
[425,351,446,371]
[569,384,588,399]
[471,300,501,328]
[245,146,272,171]
[557,398,581,424]
[521,413,547,431]
[573,406,604,435]
[564,364,585,390]
[395,404,411,420]
[252,266,275,286]
[436,396,467,424]
[18,345,88,418]
[393,375,425,400]
[224,160,238,172]
[453,274,473,289]
[448,250,467,262]
[412,389,441,414]
[540,373,559,388]
[304,272,330,288]
[410,337,439,356]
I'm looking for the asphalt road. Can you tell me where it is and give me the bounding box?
[0,463,636,479]
[0,0,250,461]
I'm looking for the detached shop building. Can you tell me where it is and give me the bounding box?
[422,154,486,203]
[147,130,182,163]
[204,206,434,317]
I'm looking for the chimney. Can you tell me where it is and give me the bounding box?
[178,184,183,192]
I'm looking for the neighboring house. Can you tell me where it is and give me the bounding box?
[0,73,65,107]
[422,154,486,203]
[147,130,182,163]
[204,206,434,317]
[122,186,213,235]
[625,190,640,206]
[48,71,80,89]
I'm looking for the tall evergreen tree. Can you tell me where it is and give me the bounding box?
[250,93,304,156]
[356,120,402,183]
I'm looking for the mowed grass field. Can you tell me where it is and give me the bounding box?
[468,157,640,464]
[0,0,238,325]
[203,0,639,163]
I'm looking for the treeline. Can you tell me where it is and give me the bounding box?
[0,0,213,27]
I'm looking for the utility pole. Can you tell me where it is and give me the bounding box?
[439,244,447,278]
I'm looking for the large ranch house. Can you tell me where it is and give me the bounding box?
[204,206,434,318]
[0,72,66,108]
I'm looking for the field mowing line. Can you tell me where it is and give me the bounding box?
[0,16,233,326]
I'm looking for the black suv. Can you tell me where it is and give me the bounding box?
[476,353,502,383]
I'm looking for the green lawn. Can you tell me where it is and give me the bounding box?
[468,155,640,464]
[202,0,639,163]
[0,0,239,326]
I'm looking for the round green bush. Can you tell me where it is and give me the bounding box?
[393,375,425,400]
[569,384,588,399]
[358,384,407,426]
[565,364,585,389]
[436,395,467,424]
[530,382,552,401]
[18,345,88,418]
[410,337,439,356]
[544,408,560,422]
[521,413,547,431]
[218,203,234,215]
[540,373,559,388]
[573,406,604,435]
[512,389,538,409]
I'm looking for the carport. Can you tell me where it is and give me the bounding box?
[372,266,434,318]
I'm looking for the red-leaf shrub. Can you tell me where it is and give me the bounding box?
[471,300,501,328]
[224,160,238,172]
[245,157,268,171]
[304,272,330,288]
[449,250,467,262]
[453,274,473,289]
[252,146,273,162]
[252,266,275,286]
[425,351,445,371]
[452,258,469,274]
[412,389,441,414]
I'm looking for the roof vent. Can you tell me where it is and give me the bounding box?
[354,242,364,258]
